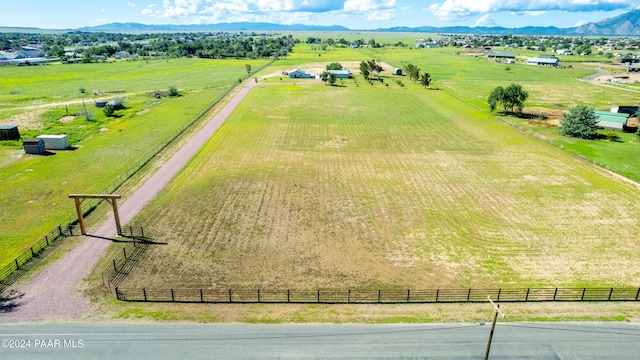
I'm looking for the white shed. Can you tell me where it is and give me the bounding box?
[37,134,69,150]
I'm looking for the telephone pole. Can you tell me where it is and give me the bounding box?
[484,295,506,360]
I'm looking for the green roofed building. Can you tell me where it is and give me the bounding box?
[594,110,630,131]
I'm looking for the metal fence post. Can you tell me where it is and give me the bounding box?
[287,289,290,303]
[581,288,586,301]
[123,247,127,259]
[200,289,204,303]
[348,290,351,303]
[229,289,232,303]
[467,289,471,301]
[258,289,261,303]
[497,288,502,301]
[317,290,320,303]
[113,259,117,272]
[171,289,175,302]
[30,247,35,257]
[143,288,147,302]
[553,288,558,300]
[526,288,530,301]
[15,258,19,270]
[636,287,640,301]
[407,290,411,303]
[608,288,613,301]
[436,289,439,302]
[378,290,381,303]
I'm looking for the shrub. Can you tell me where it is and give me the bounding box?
[103,104,116,117]
[558,105,599,139]
[168,86,179,97]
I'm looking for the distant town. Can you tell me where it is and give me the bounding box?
[1,31,640,67]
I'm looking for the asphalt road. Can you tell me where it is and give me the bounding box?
[1,322,639,359]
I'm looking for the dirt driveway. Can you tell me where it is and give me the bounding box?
[0,81,258,322]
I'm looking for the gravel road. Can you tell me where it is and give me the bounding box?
[0,81,257,322]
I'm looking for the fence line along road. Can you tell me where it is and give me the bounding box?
[108,286,640,304]
[101,239,640,305]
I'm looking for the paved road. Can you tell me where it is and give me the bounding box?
[0,322,639,359]
[0,81,258,322]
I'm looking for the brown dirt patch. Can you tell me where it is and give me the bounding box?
[520,107,565,127]
[59,115,75,123]
[0,109,46,130]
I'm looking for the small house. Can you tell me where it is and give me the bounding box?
[327,69,351,79]
[37,134,69,150]
[287,69,314,79]
[23,139,46,154]
[0,125,20,140]
[393,68,403,75]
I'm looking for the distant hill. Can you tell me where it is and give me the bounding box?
[574,9,640,35]
[79,22,349,32]
[379,25,568,35]
[7,9,640,35]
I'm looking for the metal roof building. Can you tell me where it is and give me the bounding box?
[594,110,629,131]
[526,57,560,66]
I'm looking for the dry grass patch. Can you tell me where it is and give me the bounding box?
[121,84,640,292]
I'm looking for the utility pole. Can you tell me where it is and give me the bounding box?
[484,295,506,360]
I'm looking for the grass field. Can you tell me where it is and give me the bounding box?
[0,58,270,269]
[121,80,640,291]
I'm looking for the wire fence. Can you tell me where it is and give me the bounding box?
[0,225,78,293]
[110,287,640,304]
[2,62,274,294]
[101,238,640,304]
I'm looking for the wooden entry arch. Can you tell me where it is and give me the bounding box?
[69,194,122,236]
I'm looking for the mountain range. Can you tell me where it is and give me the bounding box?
[77,9,640,36]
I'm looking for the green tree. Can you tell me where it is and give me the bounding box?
[558,105,599,139]
[404,64,420,82]
[103,104,116,117]
[168,86,179,97]
[320,71,336,86]
[245,64,252,75]
[419,72,432,88]
[359,60,370,79]
[488,83,528,113]
[326,62,343,70]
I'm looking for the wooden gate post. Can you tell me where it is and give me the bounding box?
[69,194,123,236]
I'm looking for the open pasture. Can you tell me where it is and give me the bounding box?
[122,82,640,291]
[0,58,269,269]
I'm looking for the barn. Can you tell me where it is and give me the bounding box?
[393,68,403,75]
[0,125,20,140]
[487,51,516,60]
[23,138,46,154]
[526,57,559,67]
[37,134,69,150]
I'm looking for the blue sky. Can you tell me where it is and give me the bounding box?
[2,0,639,30]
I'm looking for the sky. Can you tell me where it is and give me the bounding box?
[1,0,639,30]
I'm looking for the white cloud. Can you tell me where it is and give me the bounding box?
[142,4,158,15]
[472,13,495,27]
[145,0,396,24]
[128,2,136,8]
[573,19,588,26]
[429,0,635,21]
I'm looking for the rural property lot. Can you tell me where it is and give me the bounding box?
[122,81,640,291]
